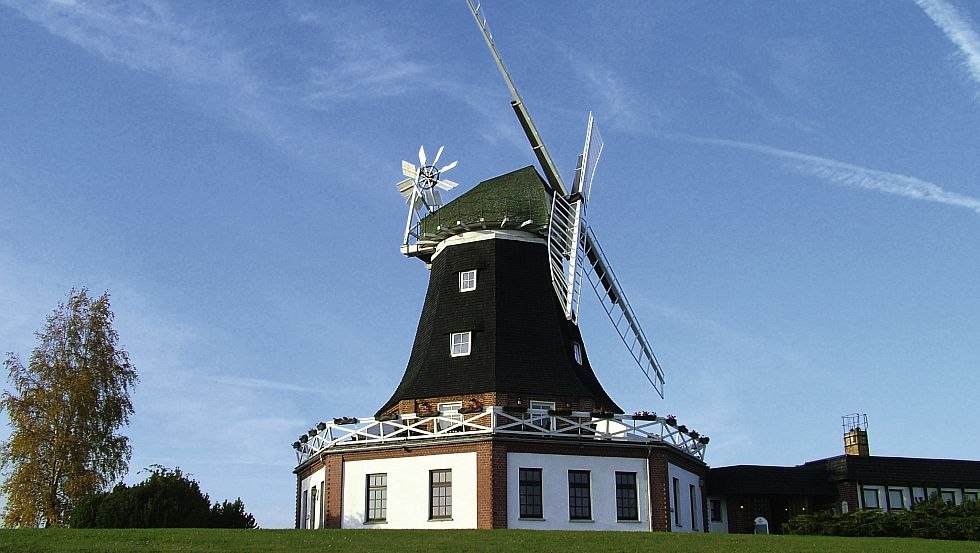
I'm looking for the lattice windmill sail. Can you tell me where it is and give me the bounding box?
[467,0,666,398]
[396,145,459,250]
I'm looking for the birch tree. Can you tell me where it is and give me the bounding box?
[1,288,138,527]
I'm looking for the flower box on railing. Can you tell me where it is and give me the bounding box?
[676,424,689,434]
[333,417,359,425]
[592,411,616,419]
[665,415,677,426]
[548,409,573,417]
[632,414,658,421]
[698,436,710,445]
[458,406,484,414]
[376,413,399,422]
[688,430,700,439]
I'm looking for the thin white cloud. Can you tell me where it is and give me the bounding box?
[916,0,980,93]
[2,0,258,92]
[0,0,360,167]
[554,43,657,134]
[200,374,315,394]
[303,32,428,105]
[686,135,980,214]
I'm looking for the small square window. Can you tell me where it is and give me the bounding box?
[451,332,471,357]
[572,343,582,365]
[459,270,477,292]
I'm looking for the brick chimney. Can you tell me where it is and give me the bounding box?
[842,413,870,456]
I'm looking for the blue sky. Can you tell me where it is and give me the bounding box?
[2,0,979,528]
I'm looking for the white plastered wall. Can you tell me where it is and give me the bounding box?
[507,452,649,531]
[299,466,326,529]
[342,452,478,529]
[667,462,703,533]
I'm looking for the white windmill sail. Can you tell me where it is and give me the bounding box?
[467,0,667,400]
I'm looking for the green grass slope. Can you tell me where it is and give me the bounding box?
[1,529,976,553]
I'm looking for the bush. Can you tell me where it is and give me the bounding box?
[70,466,256,529]
[784,496,980,541]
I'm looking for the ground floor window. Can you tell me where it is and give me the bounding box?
[367,473,387,522]
[689,484,699,530]
[941,490,957,505]
[965,491,979,502]
[519,468,543,519]
[430,469,452,519]
[709,499,723,522]
[672,478,681,526]
[862,487,880,509]
[888,488,905,510]
[301,489,309,529]
[568,470,592,520]
[615,472,638,521]
[310,486,318,528]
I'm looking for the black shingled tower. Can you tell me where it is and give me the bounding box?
[378,166,621,416]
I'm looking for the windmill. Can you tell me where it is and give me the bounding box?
[395,145,460,250]
[291,6,709,531]
[466,0,666,398]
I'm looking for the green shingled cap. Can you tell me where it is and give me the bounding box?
[418,166,551,237]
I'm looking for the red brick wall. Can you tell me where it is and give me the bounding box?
[648,452,670,531]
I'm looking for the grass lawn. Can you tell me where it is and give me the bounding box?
[1,529,976,553]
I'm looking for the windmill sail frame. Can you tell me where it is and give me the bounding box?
[467,0,666,400]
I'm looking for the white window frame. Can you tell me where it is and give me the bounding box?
[436,401,463,432]
[529,400,556,431]
[429,469,453,520]
[366,473,387,522]
[459,270,477,292]
[450,332,471,357]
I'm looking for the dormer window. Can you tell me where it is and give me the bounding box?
[573,342,583,365]
[451,331,471,357]
[459,270,477,292]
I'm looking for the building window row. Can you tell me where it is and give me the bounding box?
[862,486,980,510]
[360,470,452,523]
[518,468,639,522]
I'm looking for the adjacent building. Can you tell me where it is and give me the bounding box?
[706,421,980,534]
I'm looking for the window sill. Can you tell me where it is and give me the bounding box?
[428,518,454,522]
[569,519,595,523]
[519,517,546,521]
[363,520,387,525]
[617,519,642,523]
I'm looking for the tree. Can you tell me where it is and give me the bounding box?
[210,498,258,529]
[1,288,138,527]
[70,465,257,529]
